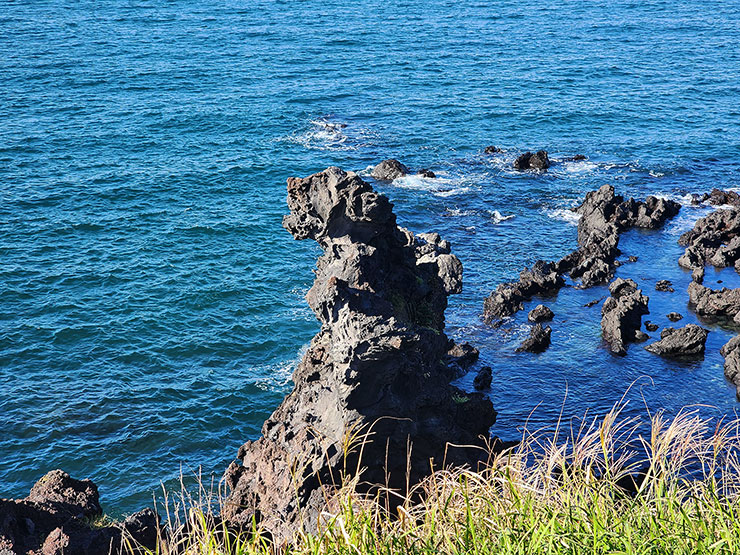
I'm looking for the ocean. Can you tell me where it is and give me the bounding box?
[1,0,739,514]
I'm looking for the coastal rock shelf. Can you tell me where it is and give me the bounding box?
[221,167,496,542]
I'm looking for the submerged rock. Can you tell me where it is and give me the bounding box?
[528,304,554,323]
[601,278,650,356]
[655,280,674,292]
[721,336,740,398]
[473,366,493,390]
[645,321,659,332]
[222,167,496,542]
[516,323,552,353]
[667,312,683,322]
[514,150,550,170]
[417,169,436,178]
[484,145,501,154]
[645,324,709,357]
[0,470,158,555]
[371,158,409,181]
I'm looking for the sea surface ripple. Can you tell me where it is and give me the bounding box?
[1,0,740,514]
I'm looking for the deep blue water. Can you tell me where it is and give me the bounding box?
[2,0,740,515]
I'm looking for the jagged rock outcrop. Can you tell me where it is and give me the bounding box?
[445,341,479,376]
[222,167,496,543]
[0,470,159,555]
[484,145,501,154]
[645,325,709,357]
[528,304,554,323]
[371,159,408,181]
[515,323,552,353]
[514,151,550,170]
[483,261,564,321]
[692,189,740,208]
[721,336,740,398]
[688,281,740,324]
[601,278,650,356]
[473,366,492,390]
[667,312,683,322]
[417,169,436,178]
[483,185,679,322]
[678,208,740,269]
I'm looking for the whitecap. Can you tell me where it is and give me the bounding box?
[253,344,308,391]
[443,208,477,217]
[490,210,515,223]
[547,208,581,226]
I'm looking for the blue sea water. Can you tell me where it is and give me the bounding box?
[2,0,740,515]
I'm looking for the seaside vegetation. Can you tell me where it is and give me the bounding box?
[130,404,740,555]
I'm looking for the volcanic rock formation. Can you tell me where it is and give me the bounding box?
[514,150,550,170]
[645,325,709,358]
[221,167,496,543]
[0,470,158,555]
[721,336,740,398]
[371,159,408,181]
[515,324,552,353]
[678,208,740,269]
[601,278,650,356]
[688,281,740,324]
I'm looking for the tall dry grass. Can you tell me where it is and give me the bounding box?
[131,402,740,555]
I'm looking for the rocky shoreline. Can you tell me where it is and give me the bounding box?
[5,156,740,552]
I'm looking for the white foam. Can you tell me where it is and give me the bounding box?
[391,173,477,198]
[547,208,581,226]
[253,344,308,391]
[490,210,515,223]
[560,160,599,174]
[444,208,477,217]
[279,117,377,152]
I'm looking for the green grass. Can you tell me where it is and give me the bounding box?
[130,404,740,554]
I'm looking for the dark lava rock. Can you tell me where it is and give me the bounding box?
[371,159,409,181]
[708,188,740,207]
[473,366,493,390]
[655,280,674,292]
[628,255,639,263]
[678,209,740,269]
[0,470,159,555]
[515,324,552,353]
[484,145,501,154]
[222,167,496,542]
[585,297,605,308]
[721,336,740,398]
[528,304,554,323]
[688,281,740,323]
[667,312,683,322]
[571,154,587,161]
[692,267,705,284]
[601,278,650,356]
[645,324,709,357]
[417,169,436,178]
[483,261,564,322]
[445,341,480,374]
[514,150,550,170]
[645,321,659,332]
